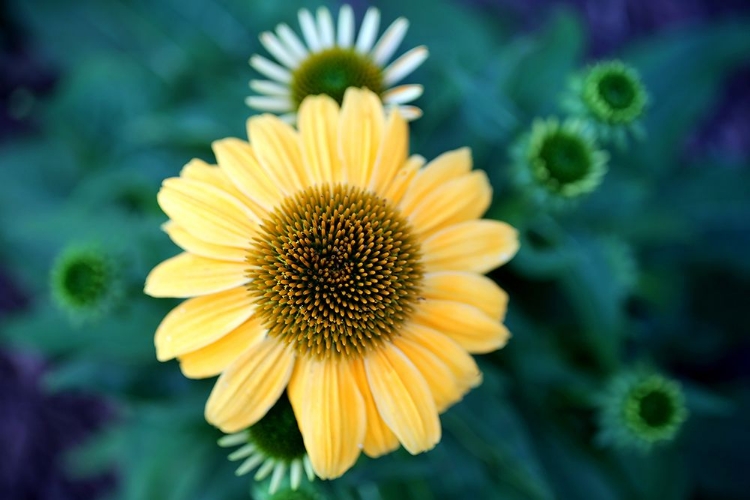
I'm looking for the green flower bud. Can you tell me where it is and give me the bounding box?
[219,394,314,494]
[597,371,688,451]
[291,47,385,108]
[512,117,608,203]
[50,243,123,321]
[563,60,648,146]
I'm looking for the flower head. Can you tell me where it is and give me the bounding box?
[145,88,519,479]
[597,371,688,451]
[563,60,648,145]
[219,395,314,494]
[51,243,122,321]
[247,6,427,121]
[513,117,608,201]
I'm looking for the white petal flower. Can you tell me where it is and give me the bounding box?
[247,5,428,121]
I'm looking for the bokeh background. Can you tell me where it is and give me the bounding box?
[2,0,749,499]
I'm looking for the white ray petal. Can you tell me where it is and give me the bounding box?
[245,96,294,112]
[276,23,309,60]
[217,432,248,447]
[228,443,256,461]
[383,46,428,86]
[337,5,355,47]
[249,79,290,97]
[254,458,276,480]
[235,453,264,476]
[249,55,292,83]
[303,455,315,480]
[260,31,300,69]
[371,18,409,65]
[316,7,335,48]
[396,105,423,121]
[269,462,287,494]
[298,9,321,52]
[290,460,303,489]
[355,7,380,54]
[383,84,423,104]
[278,112,297,124]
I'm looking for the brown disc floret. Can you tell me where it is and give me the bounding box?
[247,184,423,359]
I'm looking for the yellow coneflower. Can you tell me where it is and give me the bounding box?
[145,88,519,479]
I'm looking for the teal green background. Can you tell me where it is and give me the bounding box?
[1,0,749,499]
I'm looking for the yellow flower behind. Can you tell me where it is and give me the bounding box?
[145,88,519,479]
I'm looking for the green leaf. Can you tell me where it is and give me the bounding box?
[503,8,585,119]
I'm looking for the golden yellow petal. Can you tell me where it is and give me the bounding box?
[144,252,249,298]
[297,95,342,185]
[398,148,472,214]
[406,171,492,237]
[286,354,308,418]
[205,338,294,433]
[247,115,306,192]
[392,334,463,413]
[180,161,268,218]
[178,316,266,379]
[351,358,400,458]
[338,88,385,187]
[381,154,424,205]
[368,109,408,196]
[162,222,248,262]
[154,287,254,361]
[181,158,246,202]
[157,177,259,248]
[180,158,217,181]
[365,344,441,455]
[212,138,285,211]
[401,322,482,392]
[422,271,509,321]
[422,220,519,274]
[413,299,511,354]
[295,358,366,479]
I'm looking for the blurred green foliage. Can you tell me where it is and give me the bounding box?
[2,0,750,499]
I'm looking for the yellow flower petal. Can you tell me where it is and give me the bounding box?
[162,222,248,262]
[294,358,366,479]
[297,95,342,185]
[381,154,424,204]
[338,88,385,187]
[406,171,492,237]
[212,138,285,211]
[368,108,408,195]
[413,299,510,353]
[144,252,249,298]
[154,288,254,361]
[351,358,399,458]
[365,344,441,455]
[422,271,509,321]
[422,220,519,274]
[286,354,308,417]
[247,115,306,191]
[399,148,472,214]
[180,158,246,202]
[392,334,463,413]
[157,177,259,248]
[401,322,482,392]
[178,316,266,379]
[205,337,294,433]
[179,163,267,218]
